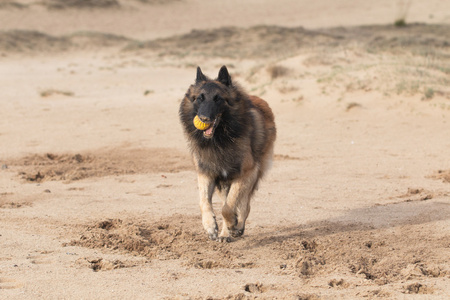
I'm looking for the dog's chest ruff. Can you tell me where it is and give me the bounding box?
[221,169,228,178]
[194,148,242,181]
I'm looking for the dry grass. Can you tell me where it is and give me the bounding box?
[0,1,27,9]
[2,24,450,101]
[44,0,120,10]
[267,65,292,80]
[312,47,450,100]
[394,0,412,27]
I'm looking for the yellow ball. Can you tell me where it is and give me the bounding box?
[193,115,211,130]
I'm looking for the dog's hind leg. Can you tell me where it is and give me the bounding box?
[221,167,259,239]
[197,173,218,240]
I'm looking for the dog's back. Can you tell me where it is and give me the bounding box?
[248,95,276,177]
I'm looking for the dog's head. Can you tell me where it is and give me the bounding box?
[181,65,239,140]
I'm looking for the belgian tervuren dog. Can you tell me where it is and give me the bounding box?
[179,66,276,242]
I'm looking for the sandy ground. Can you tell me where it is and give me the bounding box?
[1,0,450,299]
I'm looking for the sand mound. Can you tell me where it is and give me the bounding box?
[7,147,192,183]
[0,1,27,9]
[65,215,258,269]
[126,23,450,59]
[0,0,181,10]
[429,170,450,183]
[0,30,71,52]
[3,24,450,58]
[0,30,132,53]
[125,25,342,59]
[66,214,449,288]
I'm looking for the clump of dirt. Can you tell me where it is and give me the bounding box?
[404,282,434,294]
[328,278,348,288]
[346,102,363,111]
[7,147,192,183]
[40,89,74,98]
[349,256,378,280]
[294,294,321,300]
[401,263,448,279]
[385,187,435,204]
[78,257,132,272]
[220,294,257,300]
[0,201,31,209]
[192,260,219,269]
[428,169,450,183]
[295,255,326,276]
[363,290,391,298]
[402,188,434,201]
[244,282,265,293]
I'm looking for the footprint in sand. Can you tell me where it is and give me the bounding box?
[27,251,53,265]
[0,277,23,289]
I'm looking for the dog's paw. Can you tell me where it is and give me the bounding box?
[208,232,218,241]
[229,227,245,238]
[203,215,219,240]
[217,236,232,243]
[206,224,219,241]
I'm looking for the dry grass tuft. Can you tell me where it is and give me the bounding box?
[45,0,120,10]
[267,65,291,80]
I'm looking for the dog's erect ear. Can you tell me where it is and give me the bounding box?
[196,66,207,84]
[218,65,232,87]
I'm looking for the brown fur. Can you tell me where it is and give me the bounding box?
[179,66,276,242]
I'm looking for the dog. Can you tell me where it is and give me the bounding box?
[179,66,276,242]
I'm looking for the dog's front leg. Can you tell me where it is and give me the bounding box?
[197,173,218,240]
[221,167,259,240]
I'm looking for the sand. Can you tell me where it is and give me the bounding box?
[1,0,449,299]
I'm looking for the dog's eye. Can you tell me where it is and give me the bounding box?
[213,95,221,102]
[197,94,205,102]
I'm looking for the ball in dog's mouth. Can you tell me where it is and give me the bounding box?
[193,115,211,131]
[199,115,221,139]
